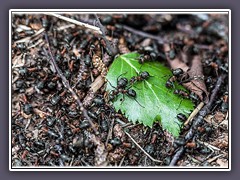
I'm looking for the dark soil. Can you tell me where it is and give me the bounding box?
[11,13,229,167]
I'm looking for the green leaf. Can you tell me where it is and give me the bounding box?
[106,52,194,137]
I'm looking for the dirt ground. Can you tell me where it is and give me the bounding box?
[11,12,229,168]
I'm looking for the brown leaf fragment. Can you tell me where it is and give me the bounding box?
[214,111,225,123]
[184,55,209,102]
[163,43,189,72]
[164,44,209,102]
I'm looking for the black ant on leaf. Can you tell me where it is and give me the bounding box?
[107,73,144,108]
[165,68,184,89]
[163,68,200,109]
[173,89,199,109]
[129,71,153,86]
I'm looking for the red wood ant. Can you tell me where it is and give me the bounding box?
[107,73,144,108]
[174,89,199,109]
[129,71,153,87]
[165,68,184,89]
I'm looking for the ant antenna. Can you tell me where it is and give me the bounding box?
[176,98,183,110]
[106,79,117,90]
[117,72,128,82]
[120,91,145,108]
[134,98,145,108]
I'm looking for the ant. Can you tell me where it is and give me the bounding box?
[165,68,184,89]
[173,89,189,99]
[174,89,199,109]
[107,73,144,108]
[177,113,187,122]
[129,71,153,86]
[138,53,157,64]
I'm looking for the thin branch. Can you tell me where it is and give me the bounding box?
[169,146,184,166]
[94,14,118,56]
[124,130,162,163]
[169,74,226,166]
[43,32,98,134]
[184,102,204,126]
[44,12,102,35]
[14,28,45,44]
[122,25,165,44]
[105,118,115,147]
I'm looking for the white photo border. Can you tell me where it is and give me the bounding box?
[9,9,231,171]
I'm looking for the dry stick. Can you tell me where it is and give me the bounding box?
[94,14,118,56]
[15,28,45,44]
[124,131,162,163]
[44,12,102,35]
[169,74,226,166]
[43,33,98,134]
[81,15,118,104]
[122,25,165,44]
[105,118,115,147]
[184,102,204,126]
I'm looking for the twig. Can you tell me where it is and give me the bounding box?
[57,24,76,31]
[94,14,118,56]
[124,130,162,163]
[89,75,105,93]
[196,139,221,152]
[14,28,45,44]
[122,25,165,44]
[119,156,125,166]
[105,118,115,147]
[185,74,226,141]
[43,32,98,134]
[44,12,102,35]
[207,154,224,164]
[169,146,184,166]
[169,74,226,166]
[184,102,204,126]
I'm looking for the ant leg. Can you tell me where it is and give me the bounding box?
[143,81,148,89]
[117,72,128,82]
[106,79,117,90]
[174,119,182,128]
[133,97,145,108]
[120,94,125,105]
[161,74,170,79]
[176,98,183,110]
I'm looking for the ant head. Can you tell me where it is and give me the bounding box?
[127,89,136,98]
[172,68,184,77]
[166,81,174,89]
[117,77,128,88]
[177,113,187,122]
[138,55,145,64]
[189,92,199,102]
[174,89,180,94]
[140,71,150,79]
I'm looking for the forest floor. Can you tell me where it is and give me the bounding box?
[11,12,229,168]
